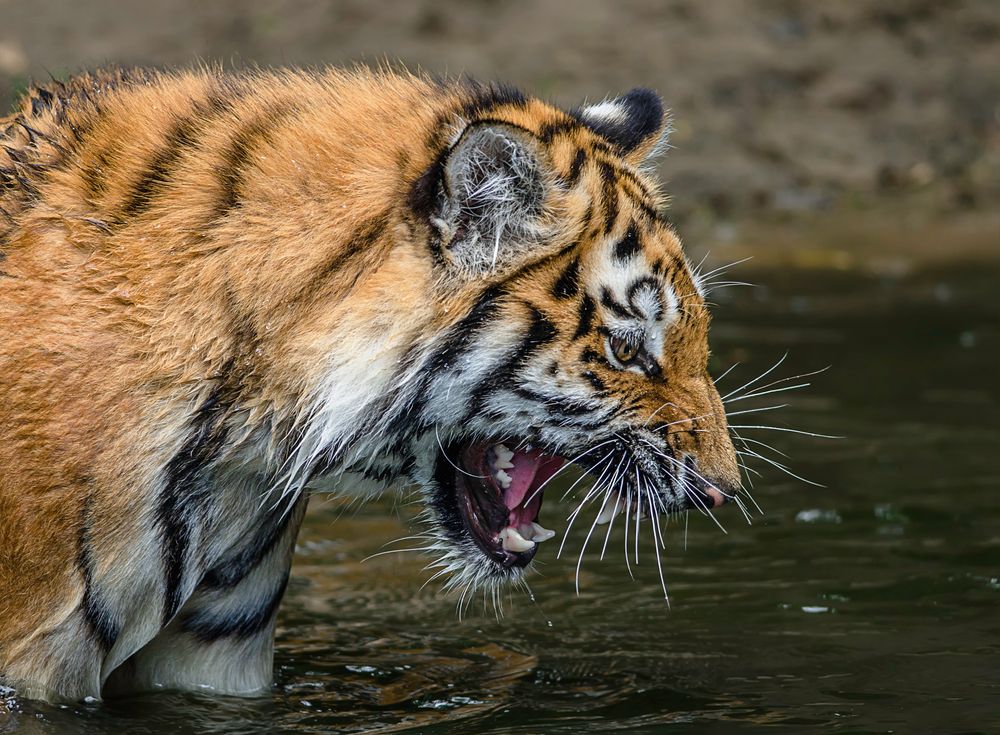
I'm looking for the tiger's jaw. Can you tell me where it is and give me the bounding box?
[433,441,564,573]
[427,432,734,583]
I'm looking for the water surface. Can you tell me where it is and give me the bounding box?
[3,257,998,734]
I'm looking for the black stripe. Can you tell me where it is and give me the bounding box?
[459,80,528,118]
[293,212,391,302]
[213,103,294,219]
[378,286,505,447]
[614,223,642,261]
[201,511,295,590]
[181,574,289,643]
[538,118,578,143]
[425,285,505,373]
[158,385,232,624]
[599,160,619,233]
[573,294,595,340]
[540,413,611,432]
[81,146,114,198]
[565,148,587,187]
[77,492,120,651]
[581,347,608,365]
[552,257,580,299]
[462,305,558,420]
[627,275,663,319]
[581,370,607,392]
[512,386,600,417]
[120,92,231,218]
[639,352,663,378]
[600,287,633,319]
[30,88,55,116]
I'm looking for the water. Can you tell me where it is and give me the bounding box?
[3,257,998,734]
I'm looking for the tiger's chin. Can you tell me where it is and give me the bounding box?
[431,440,566,580]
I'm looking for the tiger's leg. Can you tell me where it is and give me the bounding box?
[102,496,308,697]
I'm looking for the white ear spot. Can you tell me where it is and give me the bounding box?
[575,88,667,162]
[579,100,629,127]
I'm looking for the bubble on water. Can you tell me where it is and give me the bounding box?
[795,508,841,524]
[801,606,830,614]
[345,664,378,674]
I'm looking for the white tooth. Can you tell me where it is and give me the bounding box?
[595,499,622,526]
[495,469,512,489]
[499,527,535,552]
[595,504,616,525]
[518,523,535,539]
[494,444,515,466]
[529,522,556,542]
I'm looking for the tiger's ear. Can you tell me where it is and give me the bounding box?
[575,88,670,166]
[431,121,548,277]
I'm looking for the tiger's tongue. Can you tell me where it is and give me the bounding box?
[502,449,565,512]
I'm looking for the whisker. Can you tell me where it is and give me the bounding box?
[724,383,810,404]
[712,362,741,385]
[558,456,616,558]
[524,439,616,505]
[728,424,842,439]
[599,488,624,561]
[644,480,670,604]
[727,366,831,402]
[737,435,790,458]
[736,447,825,488]
[435,426,487,479]
[721,352,788,402]
[724,404,787,418]
[574,474,621,595]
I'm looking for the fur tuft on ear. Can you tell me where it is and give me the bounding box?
[432,122,548,278]
[575,88,670,165]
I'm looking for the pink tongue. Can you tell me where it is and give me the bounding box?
[502,449,565,511]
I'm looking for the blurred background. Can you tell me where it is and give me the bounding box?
[2,2,998,734]
[2,0,998,265]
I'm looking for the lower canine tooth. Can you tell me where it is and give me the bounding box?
[595,499,622,526]
[495,469,512,489]
[499,527,535,553]
[529,522,556,542]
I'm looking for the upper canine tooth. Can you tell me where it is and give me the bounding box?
[499,526,535,552]
[529,522,556,542]
[495,469,512,489]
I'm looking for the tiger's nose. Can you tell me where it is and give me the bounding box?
[704,485,728,509]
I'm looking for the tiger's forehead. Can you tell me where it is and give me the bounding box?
[576,217,703,338]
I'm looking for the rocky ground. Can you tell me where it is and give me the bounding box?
[1,0,997,264]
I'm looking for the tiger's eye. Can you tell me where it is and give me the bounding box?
[610,335,639,364]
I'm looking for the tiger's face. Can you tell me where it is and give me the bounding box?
[402,87,740,590]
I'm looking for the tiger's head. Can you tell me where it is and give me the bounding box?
[396,84,741,592]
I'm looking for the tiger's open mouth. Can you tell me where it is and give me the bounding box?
[438,441,565,570]
[434,437,732,575]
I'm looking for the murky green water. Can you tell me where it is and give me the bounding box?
[3,257,999,734]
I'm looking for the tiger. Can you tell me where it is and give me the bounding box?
[0,66,740,703]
